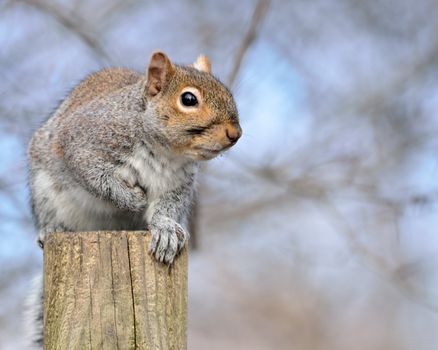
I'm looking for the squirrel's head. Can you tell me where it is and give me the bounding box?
[143,51,241,161]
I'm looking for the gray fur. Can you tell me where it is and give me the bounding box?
[26,55,240,347]
[28,79,197,257]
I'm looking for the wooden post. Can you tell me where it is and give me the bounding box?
[43,231,188,350]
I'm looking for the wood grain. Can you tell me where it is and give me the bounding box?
[43,231,187,350]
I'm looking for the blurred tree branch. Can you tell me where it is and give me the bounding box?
[228,0,269,87]
[320,196,438,314]
[17,0,112,65]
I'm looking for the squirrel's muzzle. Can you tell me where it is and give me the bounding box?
[225,124,242,144]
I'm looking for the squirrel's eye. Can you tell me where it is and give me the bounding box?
[181,92,198,107]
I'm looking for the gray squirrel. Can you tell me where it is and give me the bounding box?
[25,51,241,347]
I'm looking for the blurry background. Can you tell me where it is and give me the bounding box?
[1,0,438,349]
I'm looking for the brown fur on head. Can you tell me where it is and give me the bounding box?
[144,51,241,161]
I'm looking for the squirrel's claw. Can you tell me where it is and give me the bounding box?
[149,217,188,264]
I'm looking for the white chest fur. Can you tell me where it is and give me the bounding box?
[126,143,191,198]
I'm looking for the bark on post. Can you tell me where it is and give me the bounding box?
[43,231,188,350]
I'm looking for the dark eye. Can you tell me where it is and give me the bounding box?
[181,92,198,107]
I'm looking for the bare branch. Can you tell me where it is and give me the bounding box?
[228,0,269,87]
[17,0,112,65]
[319,196,438,314]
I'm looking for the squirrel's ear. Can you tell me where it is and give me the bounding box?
[193,55,211,74]
[146,51,175,96]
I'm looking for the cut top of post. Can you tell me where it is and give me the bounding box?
[43,231,188,350]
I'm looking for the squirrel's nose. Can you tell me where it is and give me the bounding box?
[225,125,242,143]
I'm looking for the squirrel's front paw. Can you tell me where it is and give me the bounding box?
[38,226,66,249]
[130,185,148,207]
[110,182,147,212]
[149,217,189,264]
[113,168,147,211]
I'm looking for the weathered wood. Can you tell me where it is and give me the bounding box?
[43,231,188,350]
